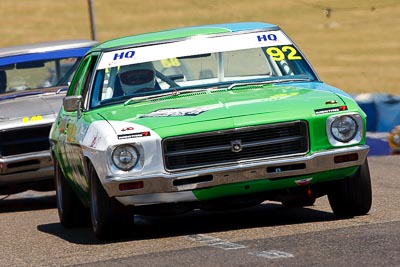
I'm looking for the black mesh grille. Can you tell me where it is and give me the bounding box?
[0,124,52,156]
[163,121,309,171]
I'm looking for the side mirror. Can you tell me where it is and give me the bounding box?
[63,95,82,112]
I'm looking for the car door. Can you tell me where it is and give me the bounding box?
[62,55,98,193]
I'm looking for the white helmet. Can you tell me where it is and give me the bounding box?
[118,62,156,94]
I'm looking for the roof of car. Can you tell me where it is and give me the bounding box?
[95,22,279,51]
[0,40,98,58]
[0,40,98,66]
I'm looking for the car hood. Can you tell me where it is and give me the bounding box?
[0,87,66,122]
[99,83,352,138]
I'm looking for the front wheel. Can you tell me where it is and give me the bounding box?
[89,164,134,240]
[328,159,372,217]
[54,159,89,227]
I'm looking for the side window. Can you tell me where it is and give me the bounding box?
[80,56,98,109]
[67,55,93,97]
[67,56,90,96]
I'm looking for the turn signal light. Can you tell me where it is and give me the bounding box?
[334,153,358,163]
[119,181,144,191]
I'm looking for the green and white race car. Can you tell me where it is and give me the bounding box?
[49,22,372,240]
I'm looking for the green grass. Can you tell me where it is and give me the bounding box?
[1,0,399,94]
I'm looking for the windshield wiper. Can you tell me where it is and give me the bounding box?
[227,78,311,90]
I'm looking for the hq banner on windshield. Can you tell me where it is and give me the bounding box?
[97,30,292,70]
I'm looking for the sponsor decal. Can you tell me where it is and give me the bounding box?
[89,135,98,148]
[89,132,102,148]
[113,50,135,61]
[314,106,347,115]
[294,177,312,186]
[118,131,150,139]
[103,49,138,68]
[139,107,212,118]
[256,34,278,42]
[121,126,135,132]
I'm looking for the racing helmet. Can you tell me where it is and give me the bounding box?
[118,62,156,94]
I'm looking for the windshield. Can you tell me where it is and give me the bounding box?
[90,31,318,108]
[0,57,80,95]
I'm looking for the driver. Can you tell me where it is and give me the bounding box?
[118,62,156,95]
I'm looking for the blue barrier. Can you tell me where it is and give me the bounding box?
[353,94,377,132]
[352,93,400,156]
[353,93,400,132]
[365,132,390,156]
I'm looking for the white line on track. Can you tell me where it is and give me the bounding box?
[249,250,294,259]
[185,234,295,259]
[185,234,246,250]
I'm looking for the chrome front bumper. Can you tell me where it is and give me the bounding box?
[0,151,54,185]
[104,145,369,203]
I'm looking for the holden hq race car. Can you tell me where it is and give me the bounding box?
[50,22,372,240]
[0,40,97,195]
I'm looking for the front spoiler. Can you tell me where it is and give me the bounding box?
[103,145,369,205]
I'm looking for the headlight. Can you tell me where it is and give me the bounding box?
[331,115,358,142]
[327,114,363,146]
[112,145,139,171]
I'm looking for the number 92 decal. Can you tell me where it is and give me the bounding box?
[266,46,302,61]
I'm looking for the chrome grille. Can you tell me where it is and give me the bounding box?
[0,124,52,156]
[163,121,309,171]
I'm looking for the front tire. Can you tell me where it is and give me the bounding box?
[89,164,133,240]
[328,159,372,217]
[54,159,89,227]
